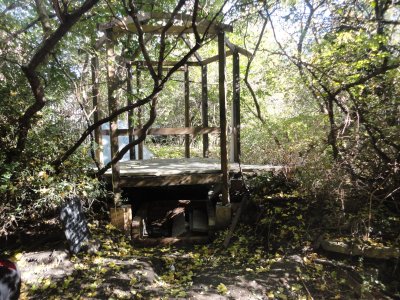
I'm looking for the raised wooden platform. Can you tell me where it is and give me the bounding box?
[104,158,283,187]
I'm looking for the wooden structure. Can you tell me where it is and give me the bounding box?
[95,12,252,206]
[104,158,282,187]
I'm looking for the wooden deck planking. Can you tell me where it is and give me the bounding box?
[103,158,282,187]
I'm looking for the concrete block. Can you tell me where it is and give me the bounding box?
[131,216,142,239]
[191,209,208,233]
[215,203,231,229]
[207,201,216,229]
[110,205,132,236]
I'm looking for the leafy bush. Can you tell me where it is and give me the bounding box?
[0,116,107,236]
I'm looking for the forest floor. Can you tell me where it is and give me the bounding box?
[3,217,398,300]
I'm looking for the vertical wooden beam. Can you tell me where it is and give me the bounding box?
[201,65,209,158]
[106,29,121,206]
[91,55,103,167]
[231,50,241,163]
[218,31,230,205]
[126,62,136,160]
[184,64,190,158]
[136,62,144,160]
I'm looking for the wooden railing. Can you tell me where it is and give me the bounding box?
[100,126,220,136]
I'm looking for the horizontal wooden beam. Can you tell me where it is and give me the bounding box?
[202,50,233,65]
[116,173,223,187]
[98,16,232,35]
[225,37,252,58]
[101,127,221,136]
[134,60,200,67]
[118,59,201,67]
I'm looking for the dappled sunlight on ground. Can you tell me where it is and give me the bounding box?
[9,221,392,299]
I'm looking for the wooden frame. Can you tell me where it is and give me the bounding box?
[117,173,223,187]
[126,62,136,160]
[98,14,233,35]
[218,31,230,205]
[201,64,209,158]
[136,62,144,160]
[101,127,220,136]
[184,64,190,158]
[106,29,122,205]
[98,13,248,206]
[231,50,241,163]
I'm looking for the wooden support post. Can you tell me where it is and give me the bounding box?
[91,55,103,167]
[106,29,121,206]
[231,50,240,163]
[184,64,190,158]
[126,62,136,160]
[201,65,209,158]
[136,62,144,160]
[218,31,230,205]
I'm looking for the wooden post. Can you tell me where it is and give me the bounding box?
[106,29,121,206]
[218,31,230,205]
[184,64,190,158]
[136,62,143,160]
[231,50,240,163]
[126,62,136,160]
[201,65,209,158]
[91,55,103,167]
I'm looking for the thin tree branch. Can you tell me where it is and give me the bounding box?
[244,16,268,124]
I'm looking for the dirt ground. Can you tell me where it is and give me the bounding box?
[2,222,395,299]
[17,249,306,299]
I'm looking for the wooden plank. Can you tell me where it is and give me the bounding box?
[106,29,121,206]
[224,37,252,58]
[101,127,220,136]
[126,24,224,35]
[91,55,103,167]
[136,62,144,160]
[118,173,222,187]
[201,65,209,158]
[202,50,233,65]
[218,31,230,205]
[103,159,284,177]
[126,62,135,160]
[231,50,240,163]
[132,60,200,67]
[184,65,190,158]
[98,15,232,34]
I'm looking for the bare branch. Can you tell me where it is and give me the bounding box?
[54,2,208,170]
[244,16,268,124]
[125,1,157,81]
[157,0,187,78]
[6,0,100,164]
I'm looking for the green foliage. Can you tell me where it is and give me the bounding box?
[242,114,328,166]
[0,144,106,235]
[147,144,185,159]
[0,85,106,233]
[0,0,399,254]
